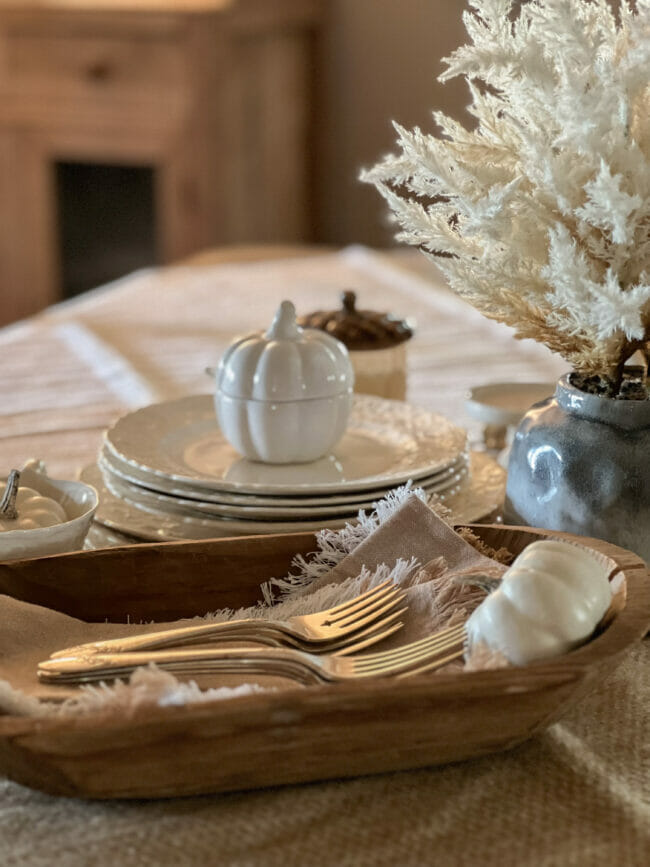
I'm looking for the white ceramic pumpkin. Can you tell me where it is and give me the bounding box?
[466,539,613,665]
[214,300,355,463]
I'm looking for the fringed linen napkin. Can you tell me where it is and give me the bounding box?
[0,489,507,719]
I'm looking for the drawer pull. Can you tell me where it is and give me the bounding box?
[85,61,113,83]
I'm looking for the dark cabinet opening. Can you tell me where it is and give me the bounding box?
[56,162,159,298]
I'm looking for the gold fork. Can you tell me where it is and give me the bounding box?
[50,580,407,659]
[38,623,467,686]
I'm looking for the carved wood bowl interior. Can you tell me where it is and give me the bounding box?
[0,524,648,800]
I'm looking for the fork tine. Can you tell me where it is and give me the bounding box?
[319,580,393,617]
[351,624,465,664]
[330,608,408,656]
[359,633,466,675]
[354,634,465,671]
[333,621,405,655]
[258,606,407,653]
[395,646,466,678]
[351,626,466,672]
[329,592,407,636]
[328,586,405,627]
[357,634,466,676]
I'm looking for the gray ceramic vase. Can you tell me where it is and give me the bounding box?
[505,373,650,563]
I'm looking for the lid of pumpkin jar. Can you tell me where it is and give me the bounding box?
[297,290,414,351]
[217,300,354,401]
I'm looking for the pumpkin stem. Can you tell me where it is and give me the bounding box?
[341,290,357,314]
[0,469,20,520]
[266,300,301,341]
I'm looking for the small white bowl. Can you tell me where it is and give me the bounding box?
[465,381,555,427]
[0,465,98,562]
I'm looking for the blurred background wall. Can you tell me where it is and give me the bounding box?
[316,0,469,247]
[0,0,471,325]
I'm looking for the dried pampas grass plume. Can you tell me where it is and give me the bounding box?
[361,0,650,383]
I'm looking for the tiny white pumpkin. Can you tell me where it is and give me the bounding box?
[466,539,613,665]
[0,469,67,531]
[214,300,355,463]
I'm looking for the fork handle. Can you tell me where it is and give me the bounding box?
[49,618,292,658]
[39,645,320,685]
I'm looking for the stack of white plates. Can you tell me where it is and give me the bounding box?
[82,394,506,545]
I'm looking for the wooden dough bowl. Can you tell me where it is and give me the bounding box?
[0,524,648,800]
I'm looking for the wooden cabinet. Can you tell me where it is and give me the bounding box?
[0,0,322,325]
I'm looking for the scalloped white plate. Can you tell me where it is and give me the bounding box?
[104,394,468,496]
[99,446,469,507]
[98,457,470,520]
[81,453,505,544]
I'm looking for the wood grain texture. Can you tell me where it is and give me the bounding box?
[0,3,233,13]
[0,524,648,800]
[0,0,323,326]
[0,531,318,620]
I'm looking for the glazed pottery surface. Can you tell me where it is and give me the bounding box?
[505,374,650,562]
[214,300,354,463]
[214,391,353,464]
[0,465,98,561]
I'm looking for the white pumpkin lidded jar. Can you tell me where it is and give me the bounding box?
[215,300,355,463]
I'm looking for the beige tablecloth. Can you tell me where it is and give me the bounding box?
[1,247,648,866]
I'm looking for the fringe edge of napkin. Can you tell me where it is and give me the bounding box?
[0,484,483,719]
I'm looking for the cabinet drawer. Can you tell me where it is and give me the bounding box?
[2,30,187,100]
